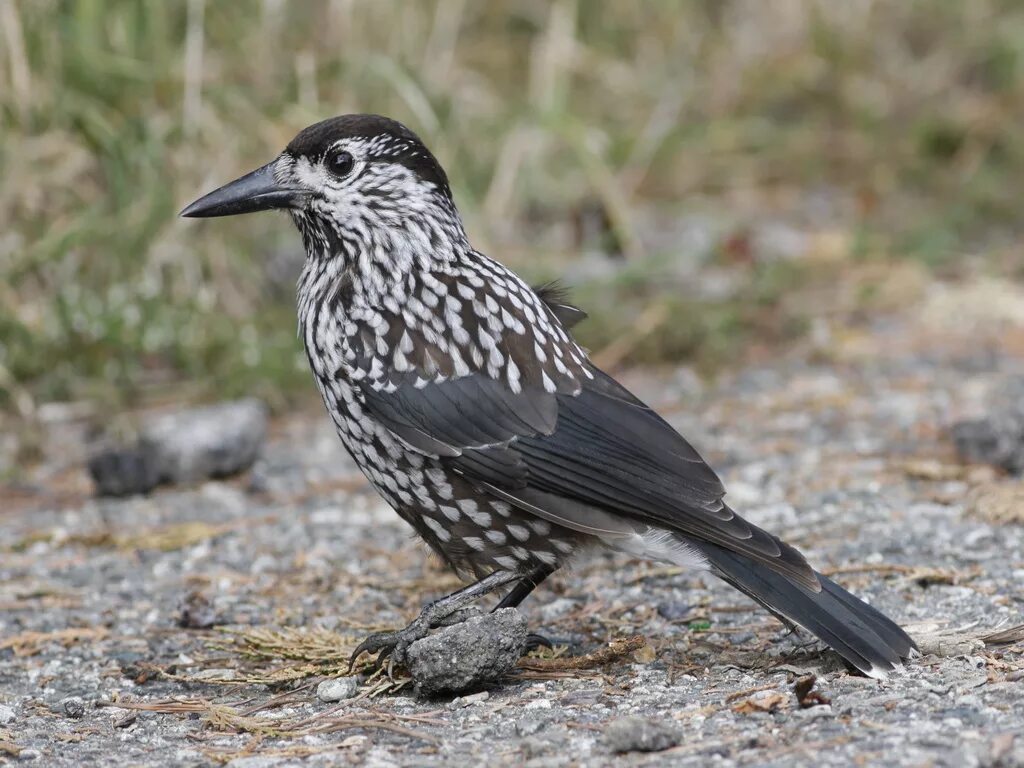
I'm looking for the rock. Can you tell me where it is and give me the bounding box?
[142,399,267,484]
[60,697,85,719]
[602,716,682,754]
[405,608,527,697]
[87,444,162,497]
[952,378,1024,474]
[316,677,359,702]
[0,705,14,724]
[953,418,1024,474]
[89,399,268,496]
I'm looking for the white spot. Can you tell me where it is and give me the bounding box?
[529,519,551,536]
[534,550,558,566]
[466,508,492,527]
[485,530,506,545]
[541,370,557,393]
[507,524,530,542]
[392,348,408,371]
[505,358,521,393]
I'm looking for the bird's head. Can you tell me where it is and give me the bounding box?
[182,114,467,267]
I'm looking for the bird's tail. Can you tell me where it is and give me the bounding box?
[695,541,917,678]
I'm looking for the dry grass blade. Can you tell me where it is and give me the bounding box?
[516,635,647,674]
[979,624,1024,647]
[591,302,671,370]
[0,727,20,758]
[211,626,357,664]
[0,627,109,657]
[99,696,439,743]
[180,626,372,686]
[966,484,1024,525]
[822,563,979,586]
[6,516,278,554]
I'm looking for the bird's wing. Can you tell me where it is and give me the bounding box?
[356,358,815,589]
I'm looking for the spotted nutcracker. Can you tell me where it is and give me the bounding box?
[182,114,916,678]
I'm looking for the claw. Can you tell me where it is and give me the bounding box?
[346,622,429,677]
[348,631,398,673]
[524,632,554,653]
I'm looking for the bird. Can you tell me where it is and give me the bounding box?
[182,114,917,679]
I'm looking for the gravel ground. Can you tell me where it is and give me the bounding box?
[2,306,1023,767]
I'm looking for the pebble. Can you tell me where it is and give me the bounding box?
[316,677,359,702]
[447,691,490,709]
[0,705,14,724]
[60,697,84,719]
[603,715,682,754]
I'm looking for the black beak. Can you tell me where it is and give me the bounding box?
[180,160,306,218]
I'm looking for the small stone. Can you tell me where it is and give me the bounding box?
[61,697,85,719]
[177,590,219,629]
[0,705,15,724]
[603,716,682,754]
[447,690,489,709]
[87,444,162,497]
[515,716,550,737]
[317,677,359,702]
[191,669,238,682]
[655,601,691,621]
[405,608,528,697]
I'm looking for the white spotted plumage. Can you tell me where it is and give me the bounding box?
[283,122,599,576]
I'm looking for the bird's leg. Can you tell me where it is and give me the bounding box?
[494,564,557,653]
[349,569,521,673]
[494,564,555,610]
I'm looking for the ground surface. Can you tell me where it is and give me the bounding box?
[2,304,1023,767]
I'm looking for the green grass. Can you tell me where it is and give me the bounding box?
[1,1,1023,416]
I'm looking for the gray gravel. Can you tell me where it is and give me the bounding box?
[2,312,1023,766]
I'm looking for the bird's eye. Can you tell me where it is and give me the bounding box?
[326,150,355,178]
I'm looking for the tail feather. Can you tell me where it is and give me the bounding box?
[697,543,917,678]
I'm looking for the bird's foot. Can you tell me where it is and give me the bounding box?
[348,620,428,677]
[348,606,482,676]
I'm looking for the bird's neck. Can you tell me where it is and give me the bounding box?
[295,210,472,327]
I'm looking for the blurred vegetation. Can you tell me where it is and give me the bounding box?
[1,0,1023,420]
